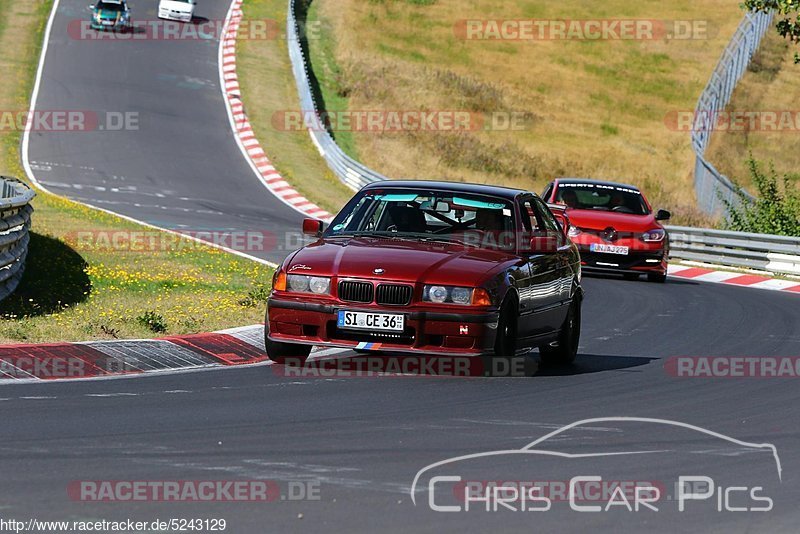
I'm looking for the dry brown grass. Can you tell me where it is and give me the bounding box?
[305,0,750,225]
[705,30,800,191]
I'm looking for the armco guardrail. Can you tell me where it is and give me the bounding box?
[287,0,385,191]
[691,10,774,215]
[668,226,800,277]
[0,177,34,301]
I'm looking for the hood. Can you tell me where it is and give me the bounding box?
[566,208,660,232]
[96,9,122,20]
[285,237,518,287]
[160,0,194,12]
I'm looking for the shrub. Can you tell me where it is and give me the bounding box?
[721,157,800,236]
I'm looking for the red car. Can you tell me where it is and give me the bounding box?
[541,179,670,282]
[266,181,583,365]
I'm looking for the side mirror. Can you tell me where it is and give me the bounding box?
[87,4,94,10]
[302,218,324,237]
[655,209,671,221]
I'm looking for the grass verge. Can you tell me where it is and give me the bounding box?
[0,0,273,343]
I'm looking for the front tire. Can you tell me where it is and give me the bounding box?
[264,323,311,365]
[648,271,667,283]
[540,297,581,365]
[481,297,518,376]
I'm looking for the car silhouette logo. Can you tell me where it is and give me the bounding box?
[373,268,386,275]
[410,416,783,506]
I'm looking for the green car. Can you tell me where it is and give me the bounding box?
[88,0,131,31]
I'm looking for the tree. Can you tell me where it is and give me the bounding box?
[744,0,800,62]
[721,157,800,236]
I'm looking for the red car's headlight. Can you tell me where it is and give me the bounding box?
[567,225,581,238]
[642,229,666,242]
[285,274,331,295]
[423,286,491,306]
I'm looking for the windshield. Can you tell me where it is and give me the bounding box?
[96,1,125,11]
[325,189,516,250]
[554,182,648,215]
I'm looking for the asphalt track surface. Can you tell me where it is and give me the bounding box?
[2,275,799,532]
[26,0,303,264]
[11,0,800,532]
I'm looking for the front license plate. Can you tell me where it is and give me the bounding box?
[337,310,405,332]
[590,243,629,255]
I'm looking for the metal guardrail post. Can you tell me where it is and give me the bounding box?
[0,177,35,302]
[667,225,800,277]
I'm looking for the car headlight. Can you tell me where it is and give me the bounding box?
[423,285,482,306]
[450,287,472,304]
[642,229,666,242]
[309,276,330,294]
[568,225,581,238]
[286,274,331,295]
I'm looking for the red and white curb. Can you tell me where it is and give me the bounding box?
[220,0,333,223]
[0,325,352,383]
[0,325,269,382]
[669,263,800,294]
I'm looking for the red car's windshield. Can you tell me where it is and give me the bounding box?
[555,183,649,215]
[325,189,516,250]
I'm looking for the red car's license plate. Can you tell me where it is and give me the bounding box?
[590,243,629,255]
[337,311,405,332]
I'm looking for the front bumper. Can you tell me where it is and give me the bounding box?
[91,19,130,31]
[578,247,667,274]
[267,297,500,356]
[158,10,193,22]
[570,233,668,275]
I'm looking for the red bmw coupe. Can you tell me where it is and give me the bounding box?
[542,179,671,282]
[266,181,583,365]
